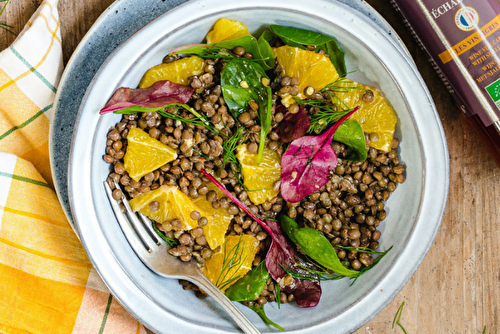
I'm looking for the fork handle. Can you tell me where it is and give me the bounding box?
[189,272,262,334]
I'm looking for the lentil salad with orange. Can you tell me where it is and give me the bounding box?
[101,18,405,329]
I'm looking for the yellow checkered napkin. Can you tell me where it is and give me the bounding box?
[0,1,146,333]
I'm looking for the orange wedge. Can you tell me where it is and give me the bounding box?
[124,127,177,182]
[138,56,205,88]
[273,45,339,105]
[202,234,259,291]
[236,144,281,205]
[205,18,251,44]
[129,185,233,249]
[333,80,397,152]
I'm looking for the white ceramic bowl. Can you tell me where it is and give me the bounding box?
[68,0,449,333]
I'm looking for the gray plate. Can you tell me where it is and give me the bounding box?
[49,0,409,230]
[66,0,448,333]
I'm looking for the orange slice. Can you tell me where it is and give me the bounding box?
[205,18,251,44]
[129,185,233,249]
[273,45,339,106]
[138,56,205,88]
[124,127,177,182]
[333,80,397,152]
[236,144,281,205]
[202,234,259,291]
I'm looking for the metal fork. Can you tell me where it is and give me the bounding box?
[104,181,261,334]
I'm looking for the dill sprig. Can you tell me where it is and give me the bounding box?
[392,301,408,334]
[220,126,247,186]
[0,0,16,35]
[158,102,225,137]
[283,246,392,286]
[152,222,178,246]
[216,235,247,291]
[274,283,281,309]
[296,78,369,133]
[222,126,247,168]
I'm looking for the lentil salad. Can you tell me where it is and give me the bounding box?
[101,18,406,327]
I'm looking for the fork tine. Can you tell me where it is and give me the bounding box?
[104,181,155,253]
[113,181,161,246]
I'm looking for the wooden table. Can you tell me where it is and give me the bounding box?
[2,0,499,332]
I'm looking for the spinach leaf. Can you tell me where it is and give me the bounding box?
[269,24,347,77]
[280,215,360,278]
[333,120,367,162]
[173,36,272,70]
[257,30,275,70]
[246,304,285,332]
[221,59,272,164]
[319,39,347,77]
[225,261,269,302]
[270,24,332,46]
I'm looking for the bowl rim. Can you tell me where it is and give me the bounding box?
[68,0,450,333]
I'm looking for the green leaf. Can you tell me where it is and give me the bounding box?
[320,40,347,77]
[221,59,272,164]
[269,24,346,76]
[245,304,285,332]
[173,35,272,70]
[225,261,269,302]
[257,30,275,70]
[270,24,333,46]
[279,215,360,277]
[333,120,367,162]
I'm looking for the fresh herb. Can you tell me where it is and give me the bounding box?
[201,169,322,308]
[152,221,178,246]
[0,0,15,35]
[216,235,247,291]
[221,126,247,170]
[280,215,360,277]
[270,24,332,47]
[225,261,269,302]
[158,103,221,135]
[171,35,273,71]
[257,30,276,70]
[99,80,194,114]
[333,120,367,162]
[269,24,346,76]
[392,301,408,334]
[284,246,392,286]
[221,59,272,164]
[274,282,281,309]
[276,105,311,143]
[280,107,359,203]
[246,304,285,332]
[347,246,392,285]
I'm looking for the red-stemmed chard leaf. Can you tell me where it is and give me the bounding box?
[281,107,359,203]
[99,80,194,114]
[201,169,321,308]
[276,105,311,143]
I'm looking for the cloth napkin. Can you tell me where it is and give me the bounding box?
[0,1,147,333]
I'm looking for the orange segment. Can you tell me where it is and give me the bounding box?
[129,185,232,249]
[192,183,234,250]
[333,80,397,152]
[205,18,251,44]
[236,144,281,205]
[202,235,259,291]
[138,56,205,88]
[273,45,339,106]
[124,127,177,181]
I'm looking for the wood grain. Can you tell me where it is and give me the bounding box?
[1,0,499,332]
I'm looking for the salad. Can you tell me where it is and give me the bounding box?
[101,18,405,330]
